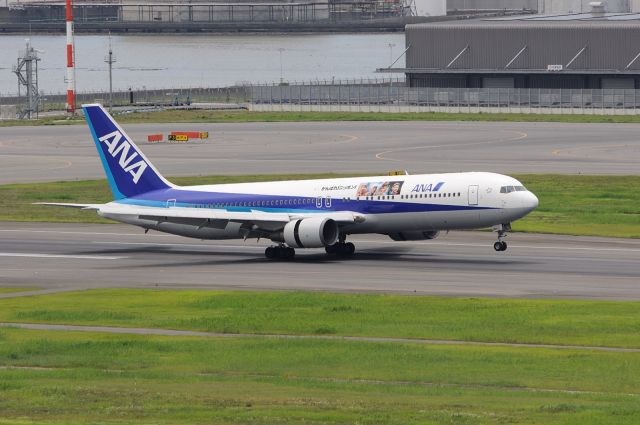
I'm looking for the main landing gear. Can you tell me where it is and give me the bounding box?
[493,223,511,252]
[325,242,355,256]
[325,235,355,257]
[265,245,295,260]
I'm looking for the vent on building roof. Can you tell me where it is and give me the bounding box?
[590,1,606,15]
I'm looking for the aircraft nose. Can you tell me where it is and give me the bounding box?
[526,191,539,211]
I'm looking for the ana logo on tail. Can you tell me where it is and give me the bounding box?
[98,130,148,184]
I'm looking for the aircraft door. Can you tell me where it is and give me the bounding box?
[316,196,323,208]
[325,196,331,208]
[166,198,176,208]
[468,185,478,206]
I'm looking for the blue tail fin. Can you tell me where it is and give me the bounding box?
[83,104,172,200]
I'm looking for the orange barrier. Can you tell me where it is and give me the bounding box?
[147,134,163,142]
[170,131,209,140]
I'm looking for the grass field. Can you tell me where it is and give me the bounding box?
[0,174,638,238]
[0,288,39,295]
[1,289,640,424]
[1,289,640,348]
[4,109,640,127]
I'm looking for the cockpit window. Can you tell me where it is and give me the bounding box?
[500,185,526,194]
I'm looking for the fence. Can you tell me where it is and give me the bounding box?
[250,81,640,115]
[5,80,640,118]
[0,86,251,118]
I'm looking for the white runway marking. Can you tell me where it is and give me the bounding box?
[100,238,636,254]
[95,241,266,250]
[0,252,126,260]
[351,239,640,253]
[0,229,154,237]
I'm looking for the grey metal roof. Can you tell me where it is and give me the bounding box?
[405,21,640,73]
[487,12,640,21]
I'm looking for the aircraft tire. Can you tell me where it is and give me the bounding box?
[325,244,337,255]
[265,247,275,259]
[285,247,295,259]
[345,242,355,256]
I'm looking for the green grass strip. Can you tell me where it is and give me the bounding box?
[2,289,640,348]
[5,109,640,126]
[0,327,639,424]
[0,288,39,295]
[0,174,638,238]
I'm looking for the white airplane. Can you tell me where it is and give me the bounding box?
[41,104,539,259]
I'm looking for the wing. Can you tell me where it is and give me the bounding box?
[43,202,365,231]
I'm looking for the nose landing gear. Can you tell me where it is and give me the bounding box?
[492,223,511,252]
[493,241,507,252]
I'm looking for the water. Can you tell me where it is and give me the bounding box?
[0,33,405,95]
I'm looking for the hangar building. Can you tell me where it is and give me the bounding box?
[400,16,640,89]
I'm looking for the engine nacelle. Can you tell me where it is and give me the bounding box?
[283,217,339,248]
[388,230,440,241]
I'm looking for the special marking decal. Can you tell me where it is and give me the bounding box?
[356,180,404,196]
[99,130,148,184]
[410,182,445,193]
[321,185,357,191]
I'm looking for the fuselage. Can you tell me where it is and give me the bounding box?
[102,171,539,240]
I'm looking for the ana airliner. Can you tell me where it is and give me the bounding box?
[41,104,539,259]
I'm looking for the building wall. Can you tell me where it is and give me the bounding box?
[414,0,446,16]
[447,0,537,11]
[119,0,329,22]
[405,22,640,71]
[405,22,640,89]
[538,0,630,13]
[407,72,640,88]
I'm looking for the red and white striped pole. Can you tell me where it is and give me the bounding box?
[65,0,75,114]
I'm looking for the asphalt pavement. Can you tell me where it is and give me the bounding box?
[1,222,638,300]
[1,120,639,184]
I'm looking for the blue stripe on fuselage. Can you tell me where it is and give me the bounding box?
[117,188,494,214]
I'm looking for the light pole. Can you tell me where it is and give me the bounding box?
[277,48,285,84]
[104,32,116,113]
[387,42,395,80]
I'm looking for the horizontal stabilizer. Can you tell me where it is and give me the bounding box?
[34,202,103,210]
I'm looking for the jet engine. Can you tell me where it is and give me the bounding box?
[388,230,440,241]
[283,217,339,248]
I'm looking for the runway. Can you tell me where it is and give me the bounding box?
[1,120,639,184]
[1,222,638,300]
